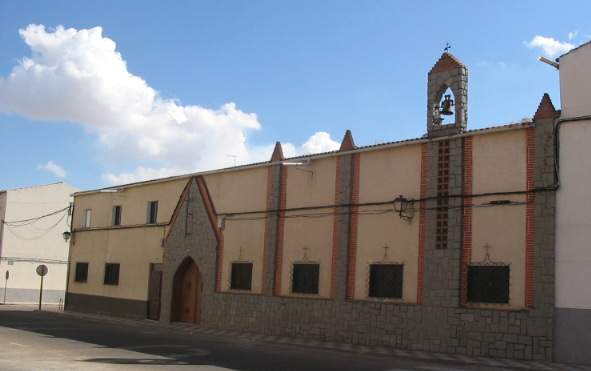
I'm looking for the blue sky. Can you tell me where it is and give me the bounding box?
[0,0,588,191]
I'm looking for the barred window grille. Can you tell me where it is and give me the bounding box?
[369,264,403,299]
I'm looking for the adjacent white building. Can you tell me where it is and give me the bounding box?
[0,182,77,304]
[555,41,591,364]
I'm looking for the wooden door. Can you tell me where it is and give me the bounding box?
[147,264,162,320]
[171,258,202,323]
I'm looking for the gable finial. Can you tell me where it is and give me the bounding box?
[270,141,284,162]
[444,42,451,53]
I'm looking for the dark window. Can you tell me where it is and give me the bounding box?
[74,262,88,283]
[467,265,510,304]
[112,206,122,226]
[292,263,319,294]
[147,201,158,224]
[230,263,253,290]
[104,263,120,285]
[369,264,403,298]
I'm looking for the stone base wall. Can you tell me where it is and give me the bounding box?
[66,292,147,319]
[201,293,550,360]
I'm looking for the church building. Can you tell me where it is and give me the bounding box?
[66,52,559,361]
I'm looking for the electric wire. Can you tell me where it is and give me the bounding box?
[224,200,529,222]
[4,212,68,241]
[2,206,70,226]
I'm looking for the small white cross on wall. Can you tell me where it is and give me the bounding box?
[382,244,390,261]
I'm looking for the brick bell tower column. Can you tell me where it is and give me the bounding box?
[427,52,468,137]
[421,52,468,316]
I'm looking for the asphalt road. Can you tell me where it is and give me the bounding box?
[0,305,584,371]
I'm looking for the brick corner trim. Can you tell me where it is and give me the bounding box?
[417,143,428,304]
[345,153,360,300]
[525,128,536,308]
[460,136,473,306]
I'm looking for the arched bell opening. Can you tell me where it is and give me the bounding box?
[432,86,456,127]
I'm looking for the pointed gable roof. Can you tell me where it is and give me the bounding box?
[339,130,356,151]
[533,93,558,121]
[429,52,465,74]
[270,141,284,162]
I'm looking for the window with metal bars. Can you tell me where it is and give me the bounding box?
[369,264,403,299]
[74,262,88,283]
[147,201,158,224]
[467,265,510,304]
[230,262,253,290]
[112,205,122,226]
[103,263,120,285]
[292,263,319,294]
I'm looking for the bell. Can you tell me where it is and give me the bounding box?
[440,94,455,116]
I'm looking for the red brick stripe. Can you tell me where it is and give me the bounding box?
[346,153,360,300]
[417,143,428,304]
[460,137,473,306]
[525,128,536,309]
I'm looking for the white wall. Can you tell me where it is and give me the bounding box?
[556,43,591,310]
[0,182,77,303]
[559,42,591,118]
[556,121,591,309]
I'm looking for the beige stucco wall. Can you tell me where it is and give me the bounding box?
[281,157,337,297]
[205,168,268,294]
[68,227,165,300]
[69,178,187,301]
[471,130,527,308]
[355,144,422,301]
[205,167,268,214]
[73,179,187,229]
[220,218,266,293]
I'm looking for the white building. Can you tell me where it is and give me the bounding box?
[555,41,591,364]
[0,182,77,304]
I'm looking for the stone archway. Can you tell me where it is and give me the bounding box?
[171,257,202,323]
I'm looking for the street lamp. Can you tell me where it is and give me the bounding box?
[62,231,71,242]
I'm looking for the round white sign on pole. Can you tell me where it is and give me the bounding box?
[36,265,48,277]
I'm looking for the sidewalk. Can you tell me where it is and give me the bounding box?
[39,308,590,371]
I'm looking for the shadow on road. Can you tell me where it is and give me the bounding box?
[0,309,410,371]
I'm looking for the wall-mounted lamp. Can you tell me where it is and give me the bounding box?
[538,56,559,69]
[393,195,415,221]
[62,231,72,242]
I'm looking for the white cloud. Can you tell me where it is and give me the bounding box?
[101,166,187,184]
[102,132,341,184]
[526,35,574,58]
[38,160,66,178]
[0,25,340,185]
[568,31,579,41]
[300,131,340,154]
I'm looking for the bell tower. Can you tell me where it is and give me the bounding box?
[427,52,468,137]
